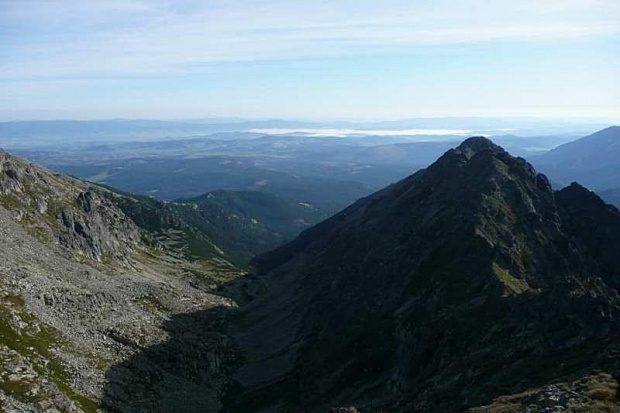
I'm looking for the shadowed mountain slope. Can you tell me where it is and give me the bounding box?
[228,137,620,412]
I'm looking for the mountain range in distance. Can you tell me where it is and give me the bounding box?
[0,117,610,145]
[5,123,615,219]
[15,126,619,213]
[600,188,620,208]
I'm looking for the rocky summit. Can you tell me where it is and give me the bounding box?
[228,137,620,412]
[2,138,620,413]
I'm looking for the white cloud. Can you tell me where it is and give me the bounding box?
[1,0,619,79]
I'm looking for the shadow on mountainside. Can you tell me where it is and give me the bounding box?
[99,273,264,413]
[99,275,620,413]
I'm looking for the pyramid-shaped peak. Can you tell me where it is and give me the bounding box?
[449,136,508,161]
[556,181,610,208]
[457,136,503,153]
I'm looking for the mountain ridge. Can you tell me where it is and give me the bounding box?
[229,136,620,412]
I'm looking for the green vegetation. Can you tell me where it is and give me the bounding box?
[0,194,24,211]
[182,260,240,286]
[95,184,327,267]
[0,292,98,412]
[86,351,112,372]
[493,263,530,294]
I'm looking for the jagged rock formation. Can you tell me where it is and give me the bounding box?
[97,188,231,264]
[0,149,140,260]
[228,137,620,412]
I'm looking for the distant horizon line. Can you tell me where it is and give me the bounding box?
[0,116,618,124]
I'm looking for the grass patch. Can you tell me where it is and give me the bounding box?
[0,293,99,412]
[0,194,25,211]
[183,260,240,287]
[135,295,169,313]
[493,263,530,295]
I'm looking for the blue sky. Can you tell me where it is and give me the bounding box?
[1,0,619,120]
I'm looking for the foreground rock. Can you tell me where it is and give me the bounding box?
[468,372,620,412]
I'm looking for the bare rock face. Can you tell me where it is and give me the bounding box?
[57,189,141,260]
[228,137,620,412]
[0,150,140,260]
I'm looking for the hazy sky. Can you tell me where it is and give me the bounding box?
[1,0,619,120]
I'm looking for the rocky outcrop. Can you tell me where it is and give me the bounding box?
[0,149,140,260]
[468,372,620,412]
[228,137,620,412]
[57,189,140,260]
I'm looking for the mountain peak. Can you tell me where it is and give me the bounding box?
[457,135,495,149]
[455,136,504,158]
[557,181,618,212]
[578,125,620,142]
[429,136,535,182]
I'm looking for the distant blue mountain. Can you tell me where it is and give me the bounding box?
[0,118,611,144]
[600,187,620,208]
[533,126,620,190]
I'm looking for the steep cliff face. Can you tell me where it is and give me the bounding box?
[229,137,620,412]
[0,149,140,260]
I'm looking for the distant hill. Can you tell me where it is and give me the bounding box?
[186,190,327,248]
[49,156,375,213]
[101,186,327,266]
[600,187,620,208]
[533,126,620,189]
